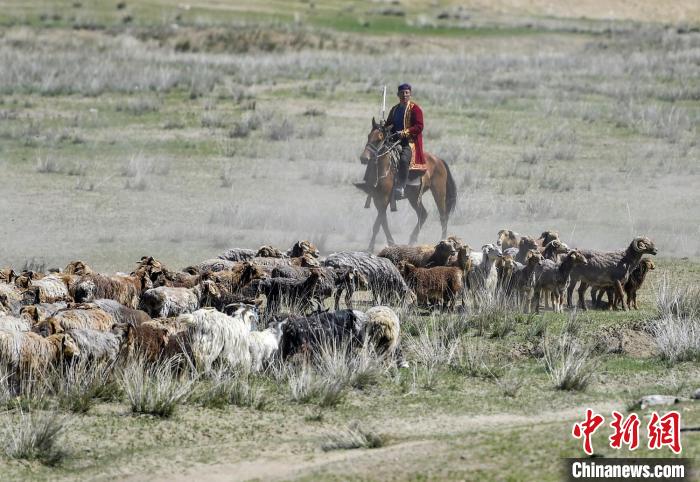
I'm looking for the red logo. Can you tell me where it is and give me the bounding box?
[609,411,640,450]
[648,411,682,454]
[572,409,605,455]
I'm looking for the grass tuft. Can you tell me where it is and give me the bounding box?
[3,410,68,466]
[321,422,385,451]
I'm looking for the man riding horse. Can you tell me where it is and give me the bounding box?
[385,83,426,200]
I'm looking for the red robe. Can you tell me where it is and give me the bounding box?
[387,101,426,169]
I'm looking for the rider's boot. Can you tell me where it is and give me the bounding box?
[394,159,409,200]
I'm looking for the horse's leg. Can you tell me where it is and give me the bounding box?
[380,206,395,246]
[407,184,428,245]
[430,174,449,239]
[368,208,383,252]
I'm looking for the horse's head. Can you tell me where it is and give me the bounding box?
[360,117,393,164]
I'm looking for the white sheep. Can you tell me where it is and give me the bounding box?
[65,328,122,364]
[467,244,501,302]
[248,321,285,372]
[362,306,401,357]
[28,274,72,303]
[0,315,31,332]
[178,305,257,374]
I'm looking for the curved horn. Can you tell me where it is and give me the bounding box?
[632,237,645,252]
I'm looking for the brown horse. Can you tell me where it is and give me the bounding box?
[358,118,458,252]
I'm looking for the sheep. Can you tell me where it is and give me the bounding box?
[25,274,73,304]
[135,256,203,290]
[203,262,267,309]
[255,269,323,316]
[179,305,257,373]
[278,309,365,360]
[533,250,588,313]
[217,248,257,262]
[189,258,238,274]
[495,254,518,296]
[113,320,171,363]
[538,230,560,248]
[0,283,25,315]
[271,265,369,310]
[0,315,31,332]
[542,239,569,262]
[322,251,414,305]
[496,229,520,251]
[360,306,400,358]
[255,245,285,258]
[36,305,114,336]
[379,239,457,268]
[509,250,544,313]
[618,258,656,310]
[13,270,44,289]
[248,321,285,372]
[65,328,121,364]
[91,299,151,326]
[503,236,538,264]
[399,261,464,311]
[286,240,320,259]
[63,260,93,276]
[567,236,658,311]
[0,268,16,284]
[139,281,220,318]
[0,331,80,378]
[19,302,69,325]
[467,244,502,301]
[73,269,152,308]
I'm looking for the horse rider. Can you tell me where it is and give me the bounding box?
[385,83,425,200]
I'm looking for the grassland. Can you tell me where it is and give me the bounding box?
[0,1,699,480]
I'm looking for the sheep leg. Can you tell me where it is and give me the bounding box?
[533,289,541,314]
[344,285,354,310]
[566,281,576,309]
[614,280,628,311]
[577,282,588,310]
[334,288,342,311]
[407,190,428,245]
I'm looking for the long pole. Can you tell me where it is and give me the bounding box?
[381,85,386,122]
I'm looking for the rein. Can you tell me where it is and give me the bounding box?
[364,130,401,183]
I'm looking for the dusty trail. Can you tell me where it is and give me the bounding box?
[125,402,622,481]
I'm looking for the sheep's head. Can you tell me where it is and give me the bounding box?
[496,255,516,273]
[640,259,656,271]
[256,245,284,258]
[482,244,502,260]
[225,302,260,331]
[0,268,16,284]
[496,229,519,249]
[446,235,464,250]
[525,250,543,266]
[538,230,559,246]
[132,268,154,292]
[434,239,457,259]
[299,253,321,268]
[288,240,320,258]
[241,262,268,285]
[58,333,81,359]
[568,250,588,265]
[632,237,657,255]
[64,260,93,276]
[519,236,538,252]
[546,239,569,255]
[19,305,42,324]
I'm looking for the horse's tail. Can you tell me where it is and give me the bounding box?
[443,159,458,215]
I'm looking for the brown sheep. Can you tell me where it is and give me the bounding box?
[63,260,93,276]
[399,261,464,311]
[495,254,517,296]
[537,230,560,249]
[379,239,457,268]
[615,258,656,310]
[205,262,268,297]
[256,245,285,258]
[496,229,520,251]
[0,331,80,378]
[73,269,152,308]
[0,268,16,284]
[503,236,539,264]
[286,240,320,258]
[112,321,170,363]
[35,305,114,336]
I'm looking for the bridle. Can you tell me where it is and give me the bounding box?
[364,128,401,161]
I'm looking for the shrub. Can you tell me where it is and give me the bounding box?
[196,371,267,410]
[3,410,68,466]
[542,332,596,391]
[119,357,197,418]
[321,422,385,451]
[652,315,700,364]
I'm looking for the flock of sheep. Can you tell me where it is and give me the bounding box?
[0,231,657,385]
